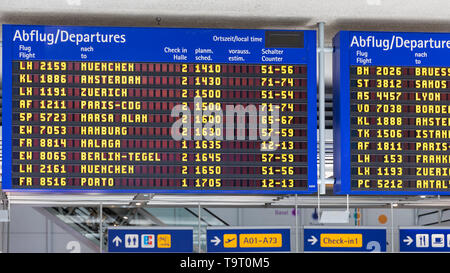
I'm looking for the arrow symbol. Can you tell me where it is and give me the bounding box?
[403,236,413,246]
[211,236,221,246]
[307,236,318,245]
[112,236,122,247]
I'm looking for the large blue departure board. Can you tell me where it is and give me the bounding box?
[333,31,450,195]
[2,24,317,193]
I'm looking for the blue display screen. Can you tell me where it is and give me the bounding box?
[333,31,450,195]
[2,24,317,194]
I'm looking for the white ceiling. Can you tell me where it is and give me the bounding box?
[1,0,449,206]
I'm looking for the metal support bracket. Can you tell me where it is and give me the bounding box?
[316,22,350,223]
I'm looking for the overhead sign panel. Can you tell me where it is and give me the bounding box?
[107,227,193,253]
[400,227,450,252]
[304,226,387,252]
[333,31,450,195]
[206,227,291,252]
[2,24,317,193]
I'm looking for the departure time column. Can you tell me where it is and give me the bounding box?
[179,63,224,189]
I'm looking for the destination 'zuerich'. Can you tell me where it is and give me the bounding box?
[80,88,128,97]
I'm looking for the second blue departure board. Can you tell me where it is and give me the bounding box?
[2,25,317,194]
[334,31,450,195]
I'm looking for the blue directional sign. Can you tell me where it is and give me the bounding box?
[304,226,387,252]
[333,30,450,195]
[400,227,450,252]
[107,226,193,252]
[206,227,291,252]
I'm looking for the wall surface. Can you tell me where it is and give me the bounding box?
[4,205,97,253]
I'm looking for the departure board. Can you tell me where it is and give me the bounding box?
[2,25,317,193]
[334,31,450,195]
